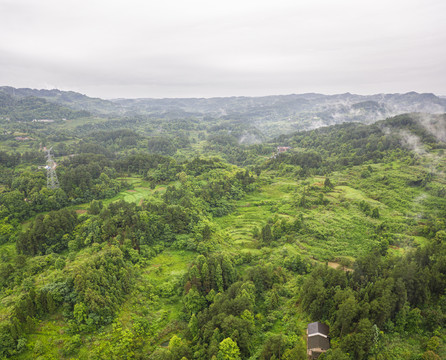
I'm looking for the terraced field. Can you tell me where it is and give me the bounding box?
[214,169,431,262]
[215,177,298,253]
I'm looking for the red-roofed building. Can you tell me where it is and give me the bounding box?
[277,146,291,153]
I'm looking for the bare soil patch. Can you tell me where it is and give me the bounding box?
[327,261,354,272]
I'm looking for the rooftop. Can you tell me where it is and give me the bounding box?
[307,322,329,336]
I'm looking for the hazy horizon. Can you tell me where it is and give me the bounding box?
[3,84,446,101]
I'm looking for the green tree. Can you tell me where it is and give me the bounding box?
[202,224,211,241]
[426,336,440,353]
[73,302,88,325]
[324,177,333,189]
[188,314,199,340]
[282,340,306,360]
[88,200,103,215]
[371,207,380,219]
[261,334,288,360]
[168,335,190,360]
[422,351,441,360]
[341,318,374,360]
[201,262,210,292]
[216,263,224,292]
[335,294,359,336]
[0,217,16,244]
[217,338,241,360]
[319,348,349,360]
[406,308,422,333]
[1,190,30,220]
[184,287,206,316]
[261,224,273,244]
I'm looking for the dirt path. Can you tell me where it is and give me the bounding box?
[327,261,354,272]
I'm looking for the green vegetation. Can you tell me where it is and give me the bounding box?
[0,88,445,359]
[0,91,90,121]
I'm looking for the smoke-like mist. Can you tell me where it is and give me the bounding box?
[398,129,426,155]
[415,113,446,143]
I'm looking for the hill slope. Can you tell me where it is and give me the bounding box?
[0,92,90,121]
[2,86,445,138]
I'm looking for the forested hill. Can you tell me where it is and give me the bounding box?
[276,112,446,145]
[0,98,446,359]
[0,91,90,121]
[205,113,446,170]
[269,113,446,172]
[112,91,446,119]
[1,86,446,138]
[0,86,117,114]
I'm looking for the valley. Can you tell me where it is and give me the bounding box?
[0,87,445,359]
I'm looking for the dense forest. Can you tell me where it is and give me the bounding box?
[0,88,445,359]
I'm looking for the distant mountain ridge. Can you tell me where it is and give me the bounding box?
[0,90,90,121]
[2,86,445,115]
[1,86,445,137]
[0,86,118,114]
[112,91,446,115]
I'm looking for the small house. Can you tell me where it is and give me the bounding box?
[277,146,291,153]
[307,322,330,359]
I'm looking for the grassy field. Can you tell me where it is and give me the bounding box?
[215,163,435,262]
[67,177,166,212]
[214,176,297,249]
[102,177,160,206]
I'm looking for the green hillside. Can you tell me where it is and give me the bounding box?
[0,97,445,360]
[0,91,90,122]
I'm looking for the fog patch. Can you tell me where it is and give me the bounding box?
[398,129,426,155]
[239,133,261,145]
[412,193,428,219]
[415,114,446,143]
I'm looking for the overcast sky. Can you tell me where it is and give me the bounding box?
[1,0,445,99]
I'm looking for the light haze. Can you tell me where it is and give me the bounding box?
[1,0,445,98]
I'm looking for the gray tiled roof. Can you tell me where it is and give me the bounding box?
[307,322,329,336]
[308,334,330,351]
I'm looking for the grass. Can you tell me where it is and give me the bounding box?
[102,178,156,206]
[14,313,72,360]
[215,162,437,262]
[54,116,108,130]
[108,249,195,352]
[215,189,281,251]
[143,250,195,284]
